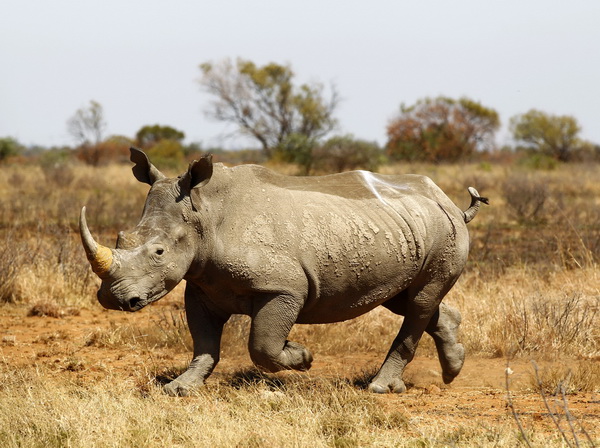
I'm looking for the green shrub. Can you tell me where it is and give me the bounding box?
[517,152,558,170]
[147,140,186,171]
[0,137,24,162]
[312,135,384,173]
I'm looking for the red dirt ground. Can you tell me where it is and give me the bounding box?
[1,301,598,441]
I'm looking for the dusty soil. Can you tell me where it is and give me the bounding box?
[1,301,598,440]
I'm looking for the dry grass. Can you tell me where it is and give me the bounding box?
[530,361,600,394]
[1,159,599,446]
[85,309,192,353]
[0,362,594,448]
[453,268,600,361]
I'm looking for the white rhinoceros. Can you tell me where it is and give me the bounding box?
[80,147,487,395]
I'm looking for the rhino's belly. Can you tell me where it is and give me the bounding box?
[294,261,416,324]
[295,282,405,324]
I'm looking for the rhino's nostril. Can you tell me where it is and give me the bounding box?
[128,297,142,310]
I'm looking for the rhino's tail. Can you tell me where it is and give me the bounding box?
[463,187,489,224]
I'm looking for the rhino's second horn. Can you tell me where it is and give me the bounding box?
[80,206,113,277]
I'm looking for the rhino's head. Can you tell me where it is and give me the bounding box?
[80,147,213,311]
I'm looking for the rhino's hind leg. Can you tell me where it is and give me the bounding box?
[371,280,456,394]
[426,302,465,384]
[367,313,422,394]
[248,294,313,373]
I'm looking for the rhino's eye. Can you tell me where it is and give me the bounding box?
[155,248,164,256]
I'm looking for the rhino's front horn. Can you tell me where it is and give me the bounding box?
[79,207,114,277]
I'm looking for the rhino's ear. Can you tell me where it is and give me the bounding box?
[179,154,213,193]
[130,147,166,186]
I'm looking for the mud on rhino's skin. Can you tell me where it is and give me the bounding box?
[80,147,487,396]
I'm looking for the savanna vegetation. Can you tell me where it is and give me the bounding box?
[1,58,599,446]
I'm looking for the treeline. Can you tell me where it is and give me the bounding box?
[2,58,599,172]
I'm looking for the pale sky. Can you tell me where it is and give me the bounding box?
[1,0,599,149]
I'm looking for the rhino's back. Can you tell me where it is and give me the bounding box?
[204,164,469,323]
[247,165,443,201]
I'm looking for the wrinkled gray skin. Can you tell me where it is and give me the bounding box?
[80,147,487,396]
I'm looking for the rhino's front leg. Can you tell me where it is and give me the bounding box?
[164,283,229,396]
[248,293,313,373]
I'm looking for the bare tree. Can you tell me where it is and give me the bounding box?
[199,58,339,157]
[67,100,106,146]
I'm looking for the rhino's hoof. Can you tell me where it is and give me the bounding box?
[368,379,407,394]
[441,343,465,384]
[368,383,389,394]
[283,341,313,371]
[164,381,191,397]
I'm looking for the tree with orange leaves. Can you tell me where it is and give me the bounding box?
[386,97,499,162]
